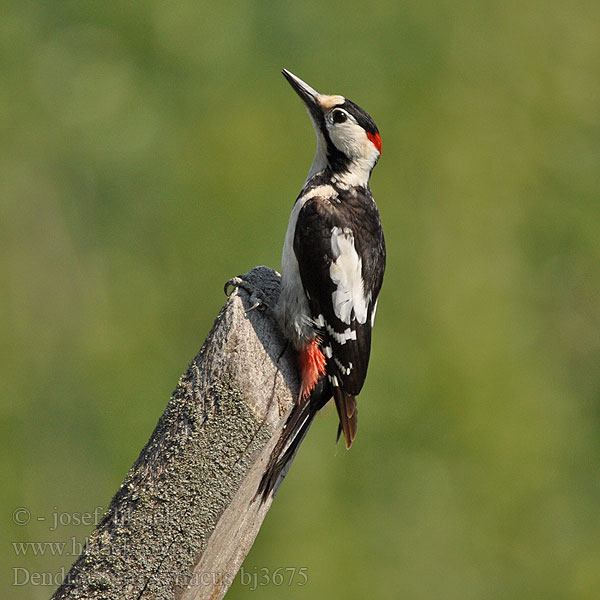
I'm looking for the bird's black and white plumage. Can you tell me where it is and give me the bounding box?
[258,69,385,499]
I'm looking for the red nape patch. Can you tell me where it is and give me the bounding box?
[367,131,382,153]
[298,340,327,400]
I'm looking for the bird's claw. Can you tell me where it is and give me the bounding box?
[224,276,245,297]
[224,276,269,313]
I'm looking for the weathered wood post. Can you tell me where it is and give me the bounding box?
[51,266,300,600]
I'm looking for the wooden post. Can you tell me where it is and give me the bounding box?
[50,266,300,600]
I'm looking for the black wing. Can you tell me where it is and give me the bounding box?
[294,190,385,446]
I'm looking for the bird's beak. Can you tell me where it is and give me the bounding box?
[282,69,323,119]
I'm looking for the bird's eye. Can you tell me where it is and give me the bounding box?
[332,109,348,124]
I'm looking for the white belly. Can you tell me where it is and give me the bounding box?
[277,197,313,347]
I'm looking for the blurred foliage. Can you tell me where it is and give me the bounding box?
[2,1,600,599]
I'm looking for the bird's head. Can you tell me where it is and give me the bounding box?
[282,69,382,186]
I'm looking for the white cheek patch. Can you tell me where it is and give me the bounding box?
[329,227,369,325]
[327,122,380,187]
[329,122,365,159]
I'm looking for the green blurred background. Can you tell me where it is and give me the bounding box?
[2,1,600,598]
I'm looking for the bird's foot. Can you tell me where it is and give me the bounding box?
[224,276,273,313]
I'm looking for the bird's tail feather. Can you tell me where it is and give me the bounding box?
[257,377,330,501]
[333,388,357,449]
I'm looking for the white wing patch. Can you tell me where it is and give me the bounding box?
[334,357,353,375]
[326,322,357,344]
[329,227,370,325]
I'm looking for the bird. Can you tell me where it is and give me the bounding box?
[257,69,386,499]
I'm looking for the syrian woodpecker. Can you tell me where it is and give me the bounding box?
[258,69,385,498]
